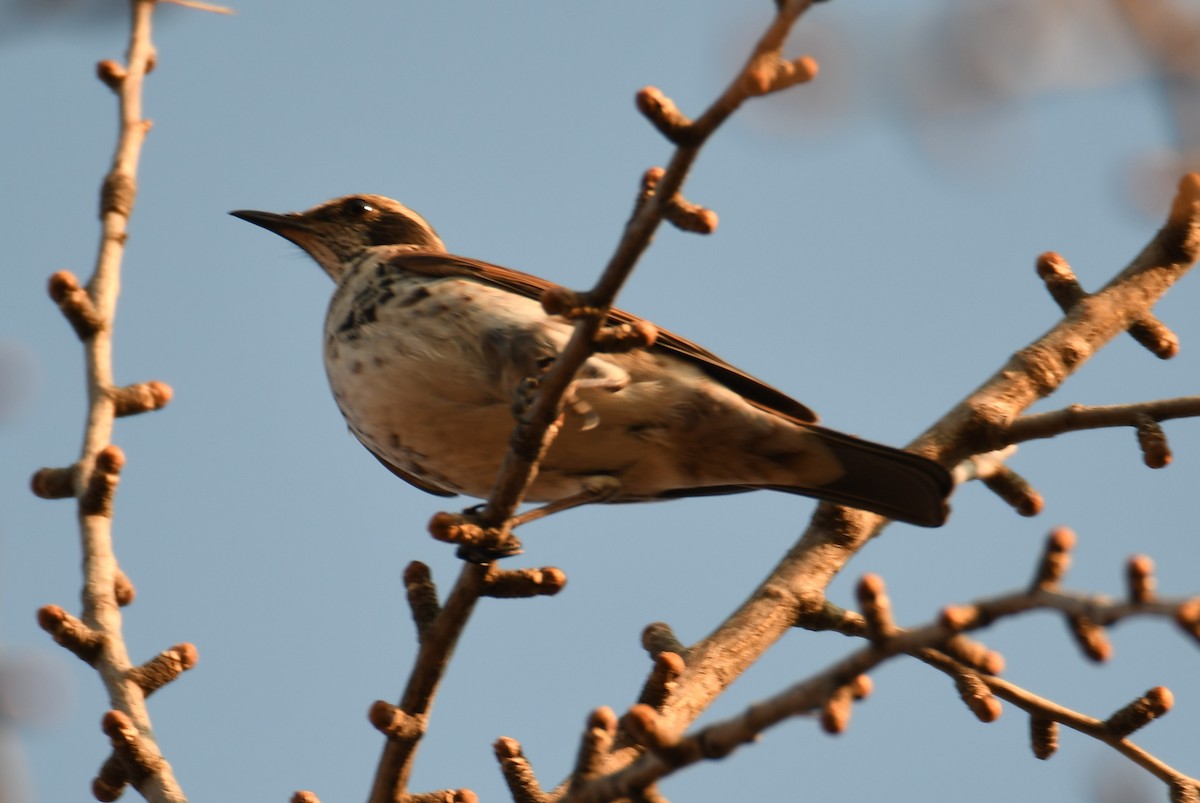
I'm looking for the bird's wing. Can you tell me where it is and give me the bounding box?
[369,451,458,497]
[387,251,819,424]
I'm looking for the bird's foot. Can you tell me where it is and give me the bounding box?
[510,476,621,528]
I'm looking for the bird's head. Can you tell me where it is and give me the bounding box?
[231,194,445,281]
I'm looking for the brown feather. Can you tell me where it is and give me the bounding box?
[388,251,820,424]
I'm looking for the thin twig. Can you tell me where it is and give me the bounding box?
[579,174,1200,785]
[369,563,490,802]
[81,3,185,799]
[565,575,1200,802]
[1006,397,1200,444]
[476,0,818,531]
[367,2,823,800]
[33,2,199,800]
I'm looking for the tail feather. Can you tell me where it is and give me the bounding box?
[785,426,952,527]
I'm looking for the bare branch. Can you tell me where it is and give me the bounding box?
[959,449,1044,516]
[371,4,829,799]
[495,737,550,803]
[369,562,491,802]
[470,0,821,540]
[1006,397,1200,446]
[1036,251,1179,359]
[568,551,1200,801]
[32,2,194,799]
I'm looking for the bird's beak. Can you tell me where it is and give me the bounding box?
[229,209,311,236]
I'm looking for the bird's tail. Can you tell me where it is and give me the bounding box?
[780,426,953,527]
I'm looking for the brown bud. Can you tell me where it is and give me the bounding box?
[743,54,819,96]
[1031,527,1075,591]
[428,512,520,560]
[1127,555,1156,604]
[1128,318,1179,360]
[48,270,103,340]
[540,285,588,319]
[1036,251,1084,310]
[427,511,463,542]
[1176,599,1200,644]
[939,605,980,631]
[942,635,1005,676]
[1168,174,1200,230]
[570,706,618,785]
[638,651,686,710]
[641,167,666,193]
[635,86,695,145]
[1068,615,1112,663]
[494,736,522,759]
[31,466,75,499]
[641,621,689,660]
[127,643,198,696]
[368,700,422,741]
[820,686,853,734]
[101,710,159,785]
[621,703,682,761]
[81,445,125,518]
[772,55,819,91]
[1031,717,1058,759]
[663,197,718,235]
[980,465,1043,517]
[403,560,440,633]
[856,573,894,639]
[96,59,126,91]
[594,320,659,354]
[954,671,1002,723]
[92,754,127,803]
[1136,417,1172,468]
[38,604,103,665]
[112,381,173,417]
[494,736,543,801]
[849,674,873,700]
[589,706,617,734]
[1106,686,1173,739]
[113,569,136,606]
[483,567,568,598]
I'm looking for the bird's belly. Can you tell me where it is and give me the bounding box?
[322,274,581,499]
[324,334,517,498]
[322,273,841,502]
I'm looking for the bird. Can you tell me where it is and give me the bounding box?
[231,194,952,528]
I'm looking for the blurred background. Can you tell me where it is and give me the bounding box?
[2,1,1198,801]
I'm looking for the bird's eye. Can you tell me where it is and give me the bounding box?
[343,197,375,216]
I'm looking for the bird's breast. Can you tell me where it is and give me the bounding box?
[322,269,568,497]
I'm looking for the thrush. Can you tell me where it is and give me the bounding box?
[231,195,952,527]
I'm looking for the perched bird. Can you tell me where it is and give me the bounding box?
[231,195,952,526]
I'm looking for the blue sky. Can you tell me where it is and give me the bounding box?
[2,1,1198,801]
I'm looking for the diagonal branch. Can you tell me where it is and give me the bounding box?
[580,172,1200,783]
[1006,396,1200,445]
[27,1,226,799]
[72,3,183,798]
[475,0,819,537]
[565,548,1200,801]
[366,2,826,800]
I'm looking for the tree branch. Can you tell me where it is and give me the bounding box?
[1006,396,1200,449]
[28,2,210,800]
[564,533,1200,801]
[572,171,1200,788]
[365,3,825,800]
[364,4,1200,800]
